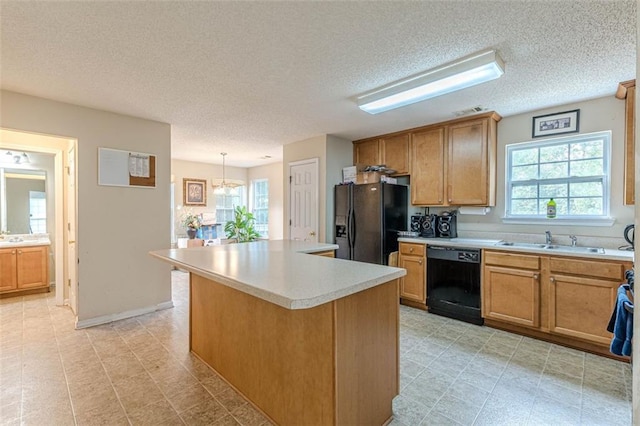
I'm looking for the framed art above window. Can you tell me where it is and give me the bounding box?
[532,109,580,138]
[183,178,207,206]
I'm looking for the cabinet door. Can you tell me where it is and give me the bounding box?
[447,119,489,205]
[624,84,635,205]
[411,128,445,205]
[0,248,17,292]
[548,274,617,345]
[381,134,410,175]
[17,246,48,289]
[354,139,381,167]
[483,265,540,328]
[399,255,425,303]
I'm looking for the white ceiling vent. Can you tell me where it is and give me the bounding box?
[453,106,488,117]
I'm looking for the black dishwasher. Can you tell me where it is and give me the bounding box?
[427,246,483,325]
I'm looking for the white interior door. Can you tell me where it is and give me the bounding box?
[289,159,319,242]
[66,145,78,314]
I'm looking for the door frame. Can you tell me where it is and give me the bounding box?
[0,128,76,309]
[288,158,319,241]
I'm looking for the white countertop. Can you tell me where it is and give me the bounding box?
[150,240,406,310]
[0,236,51,249]
[398,237,634,262]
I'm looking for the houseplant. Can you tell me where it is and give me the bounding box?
[224,206,261,243]
[181,210,202,239]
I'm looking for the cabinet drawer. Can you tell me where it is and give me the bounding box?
[549,258,625,281]
[399,243,425,257]
[484,251,540,270]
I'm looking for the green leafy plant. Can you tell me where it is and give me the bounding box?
[224,206,261,243]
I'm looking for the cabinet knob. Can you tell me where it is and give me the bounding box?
[11,250,16,255]
[439,199,442,203]
[17,250,22,255]
[409,247,414,252]
[550,277,556,283]
[533,274,539,280]
[418,260,422,265]
[448,199,452,203]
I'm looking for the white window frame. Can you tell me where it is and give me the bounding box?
[251,179,269,239]
[215,186,246,224]
[503,131,613,226]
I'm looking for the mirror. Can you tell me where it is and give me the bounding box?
[0,168,47,234]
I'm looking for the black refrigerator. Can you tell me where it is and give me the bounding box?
[335,183,408,265]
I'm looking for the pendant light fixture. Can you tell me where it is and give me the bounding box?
[213,152,238,195]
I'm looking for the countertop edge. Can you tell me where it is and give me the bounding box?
[0,239,51,249]
[398,237,634,262]
[150,244,405,310]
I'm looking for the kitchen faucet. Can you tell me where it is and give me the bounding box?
[570,235,578,247]
[545,230,552,245]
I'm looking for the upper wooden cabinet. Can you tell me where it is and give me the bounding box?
[353,133,410,176]
[353,139,380,167]
[617,80,635,205]
[411,128,446,205]
[380,134,410,175]
[411,112,500,206]
[353,112,500,205]
[447,118,495,205]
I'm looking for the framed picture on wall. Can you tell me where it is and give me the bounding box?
[183,178,207,206]
[532,109,580,138]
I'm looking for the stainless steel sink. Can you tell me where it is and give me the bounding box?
[495,241,604,254]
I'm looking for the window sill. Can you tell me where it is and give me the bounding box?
[501,216,615,227]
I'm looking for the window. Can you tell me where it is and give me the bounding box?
[29,191,46,233]
[505,131,611,221]
[252,179,269,238]
[215,186,245,224]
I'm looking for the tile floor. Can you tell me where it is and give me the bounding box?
[0,270,632,425]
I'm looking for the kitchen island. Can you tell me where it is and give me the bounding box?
[150,240,406,425]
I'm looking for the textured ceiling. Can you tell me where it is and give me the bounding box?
[1,1,636,167]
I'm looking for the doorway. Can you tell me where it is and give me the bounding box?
[0,128,78,313]
[289,158,319,242]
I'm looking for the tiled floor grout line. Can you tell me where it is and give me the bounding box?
[49,300,80,426]
[470,334,522,426]
[86,328,135,426]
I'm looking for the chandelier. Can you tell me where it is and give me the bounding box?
[212,152,241,195]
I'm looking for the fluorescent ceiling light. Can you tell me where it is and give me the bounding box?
[357,49,505,114]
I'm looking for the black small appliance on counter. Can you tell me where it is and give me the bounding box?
[410,211,458,238]
[435,211,457,238]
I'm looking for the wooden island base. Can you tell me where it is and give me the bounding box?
[190,274,400,425]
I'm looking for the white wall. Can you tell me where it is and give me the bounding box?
[171,159,248,238]
[450,96,634,247]
[1,90,172,325]
[325,135,354,242]
[248,162,284,240]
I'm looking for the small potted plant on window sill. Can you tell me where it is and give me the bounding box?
[181,211,202,239]
[224,206,261,243]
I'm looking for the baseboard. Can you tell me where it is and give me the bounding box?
[75,300,174,329]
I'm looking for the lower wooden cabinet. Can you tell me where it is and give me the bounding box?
[0,245,49,295]
[482,249,632,352]
[398,243,426,304]
[548,257,626,346]
[483,251,541,328]
[312,250,335,258]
